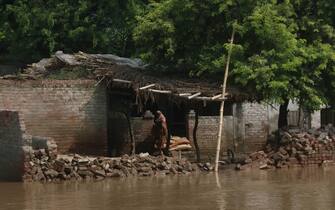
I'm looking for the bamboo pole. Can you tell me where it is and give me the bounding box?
[214,28,235,172]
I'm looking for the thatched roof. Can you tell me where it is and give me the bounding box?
[1,51,253,101]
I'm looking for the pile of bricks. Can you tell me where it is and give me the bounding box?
[22,140,199,182]
[237,125,335,170]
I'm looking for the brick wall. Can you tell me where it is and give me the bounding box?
[108,113,153,156]
[188,113,234,161]
[0,80,107,155]
[187,102,269,161]
[130,117,153,154]
[243,103,269,152]
[311,110,321,128]
[0,110,25,181]
[132,117,153,143]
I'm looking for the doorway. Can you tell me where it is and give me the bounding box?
[168,102,188,138]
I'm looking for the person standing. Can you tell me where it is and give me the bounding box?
[151,110,168,155]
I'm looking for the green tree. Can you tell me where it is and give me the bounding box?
[232,2,331,128]
[133,0,255,74]
[0,0,148,62]
[134,0,335,128]
[291,0,335,109]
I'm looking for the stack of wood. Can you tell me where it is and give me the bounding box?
[169,136,192,151]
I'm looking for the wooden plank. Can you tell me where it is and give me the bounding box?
[211,94,223,100]
[112,78,132,84]
[188,92,201,99]
[139,84,155,90]
[211,93,229,100]
[179,93,192,96]
[149,89,172,94]
[195,96,225,101]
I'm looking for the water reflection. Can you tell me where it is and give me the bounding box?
[0,167,334,210]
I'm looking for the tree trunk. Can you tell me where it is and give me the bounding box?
[193,109,201,162]
[278,99,289,129]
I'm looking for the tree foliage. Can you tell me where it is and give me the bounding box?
[133,0,252,74]
[1,0,335,122]
[292,0,335,108]
[0,0,147,62]
[134,0,335,115]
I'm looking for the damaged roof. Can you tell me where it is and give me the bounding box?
[0,51,254,101]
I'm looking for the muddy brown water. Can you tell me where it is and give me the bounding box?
[1,167,335,210]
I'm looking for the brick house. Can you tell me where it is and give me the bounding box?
[0,52,320,161]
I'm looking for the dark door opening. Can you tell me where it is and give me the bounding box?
[106,88,134,157]
[168,103,188,137]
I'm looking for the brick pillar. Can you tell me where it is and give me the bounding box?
[0,110,25,181]
[187,110,195,143]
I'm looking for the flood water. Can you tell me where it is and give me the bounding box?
[1,167,335,210]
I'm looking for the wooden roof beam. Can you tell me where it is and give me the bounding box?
[195,96,225,101]
[149,89,172,94]
[179,93,191,97]
[211,93,229,100]
[211,94,222,100]
[112,78,132,84]
[139,84,155,90]
[188,92,201,99]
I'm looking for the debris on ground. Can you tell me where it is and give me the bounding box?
[22,139,201,182]
[236,125,335,170]
[197,162,214,171]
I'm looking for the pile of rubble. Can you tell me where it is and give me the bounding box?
[23,145,199,182]
[237,126,335,170]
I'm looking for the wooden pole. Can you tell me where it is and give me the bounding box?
[211,94,223,100]
[123,112,135,155]
[112,78,132,84]
[148,89,172,94]
[214,28,235,172]
[139,84,156,90]
[188,92,201,99]
[193,109,201,162]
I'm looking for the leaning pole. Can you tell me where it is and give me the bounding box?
[214,28,235,172]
